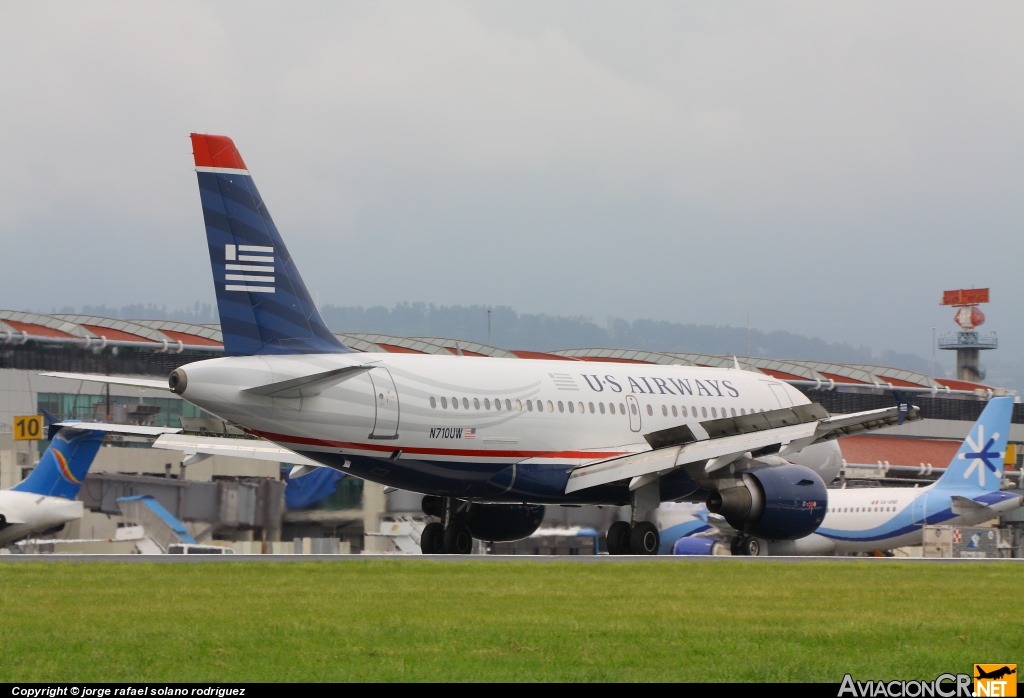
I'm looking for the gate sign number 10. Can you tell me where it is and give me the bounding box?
[14,415,43,441]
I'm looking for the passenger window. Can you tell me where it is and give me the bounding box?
[507,399,513,411]
[568,401,574,414]
[681,406,687,417]
[620,403,626,415]
[474,398,480,410]
[484,398,491,410]
[547,400,554,412]
[671,406,677,417]
[600,403,606,414]
[494,399,500,411]
[701,407,707,418]
[662,405,668,417]
[537,400,544,412]
[740,408,746,415]
[589,402,595,413]
[527,400,533,412]
[440,397,447,409]
[430,397,437,408]
[731,408,737,417]
[646,404,653,416]
[463,397,470,410]
[578,402,584,414]
[558,401,564,413]
[516,399,522,411]
[452,397,459,409]
[711,407,717,418]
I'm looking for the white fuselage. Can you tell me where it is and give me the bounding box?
[762,485,1022,555]
[0,490,84,546]
[175,353,841,501]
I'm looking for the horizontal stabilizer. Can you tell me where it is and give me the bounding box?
[951,495,987,515]
[41,372,170,390]
[242,364,376,398]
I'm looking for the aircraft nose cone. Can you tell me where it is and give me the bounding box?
[169,368,188,395]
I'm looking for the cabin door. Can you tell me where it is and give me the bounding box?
[368,369,400,440]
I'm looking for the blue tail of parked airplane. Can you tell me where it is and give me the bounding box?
[190,133,353,357]
[933,396,1014,492]
[10,426,104,500]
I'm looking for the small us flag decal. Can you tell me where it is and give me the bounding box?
[464,428,477,439]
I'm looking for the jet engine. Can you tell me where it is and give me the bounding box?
[463,503,546,542]
[706,464,826,540]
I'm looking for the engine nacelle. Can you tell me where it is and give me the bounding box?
[464,503,545,542]
[706,464,826,540]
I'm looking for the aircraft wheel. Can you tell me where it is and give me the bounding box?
[606,521,632,555]
[629,521,659,555]
[443,522,473,554]
[730,536,744,555]
[744,537,761,557]
[420,522,445,554]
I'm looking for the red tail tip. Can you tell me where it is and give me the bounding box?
[191,133,247,170]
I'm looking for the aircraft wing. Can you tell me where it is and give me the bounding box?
[566,402,919,494]
[41,372,170,390]
[152,434,323,467]
[54,421,182,436]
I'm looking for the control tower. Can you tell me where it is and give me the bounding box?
[937,288,997,382]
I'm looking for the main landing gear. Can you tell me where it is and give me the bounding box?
[730,535,761,556]
[605,520,659,555]
[419,496,473,554]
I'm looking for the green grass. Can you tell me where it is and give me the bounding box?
[0,559,1018,682]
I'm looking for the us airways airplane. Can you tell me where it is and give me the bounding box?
[0,421,105,547]
[45,133,921,555]
[669,396,1021,555]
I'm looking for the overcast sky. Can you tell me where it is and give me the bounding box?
[1,1,1020,366]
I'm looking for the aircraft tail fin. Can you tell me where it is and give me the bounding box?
[10,427,105,499]
[190,134,353,357]
[934,397,1014,492]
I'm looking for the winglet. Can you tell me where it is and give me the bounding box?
[191,134,247,170]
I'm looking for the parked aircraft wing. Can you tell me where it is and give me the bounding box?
[812,405,921,441]
[54,421,181,436]
[565,421,818,493]
[152,433,322,467]
[566,401,920,494]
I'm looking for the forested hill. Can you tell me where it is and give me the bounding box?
[317,302,931,373]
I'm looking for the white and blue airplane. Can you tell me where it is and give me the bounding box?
[668,396,1021,555]
[45,133,921,556]
[0,419,105,547]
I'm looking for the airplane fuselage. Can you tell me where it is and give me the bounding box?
[0,490,83,546]
[763,485,1022,555]
[174,352,838,504]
